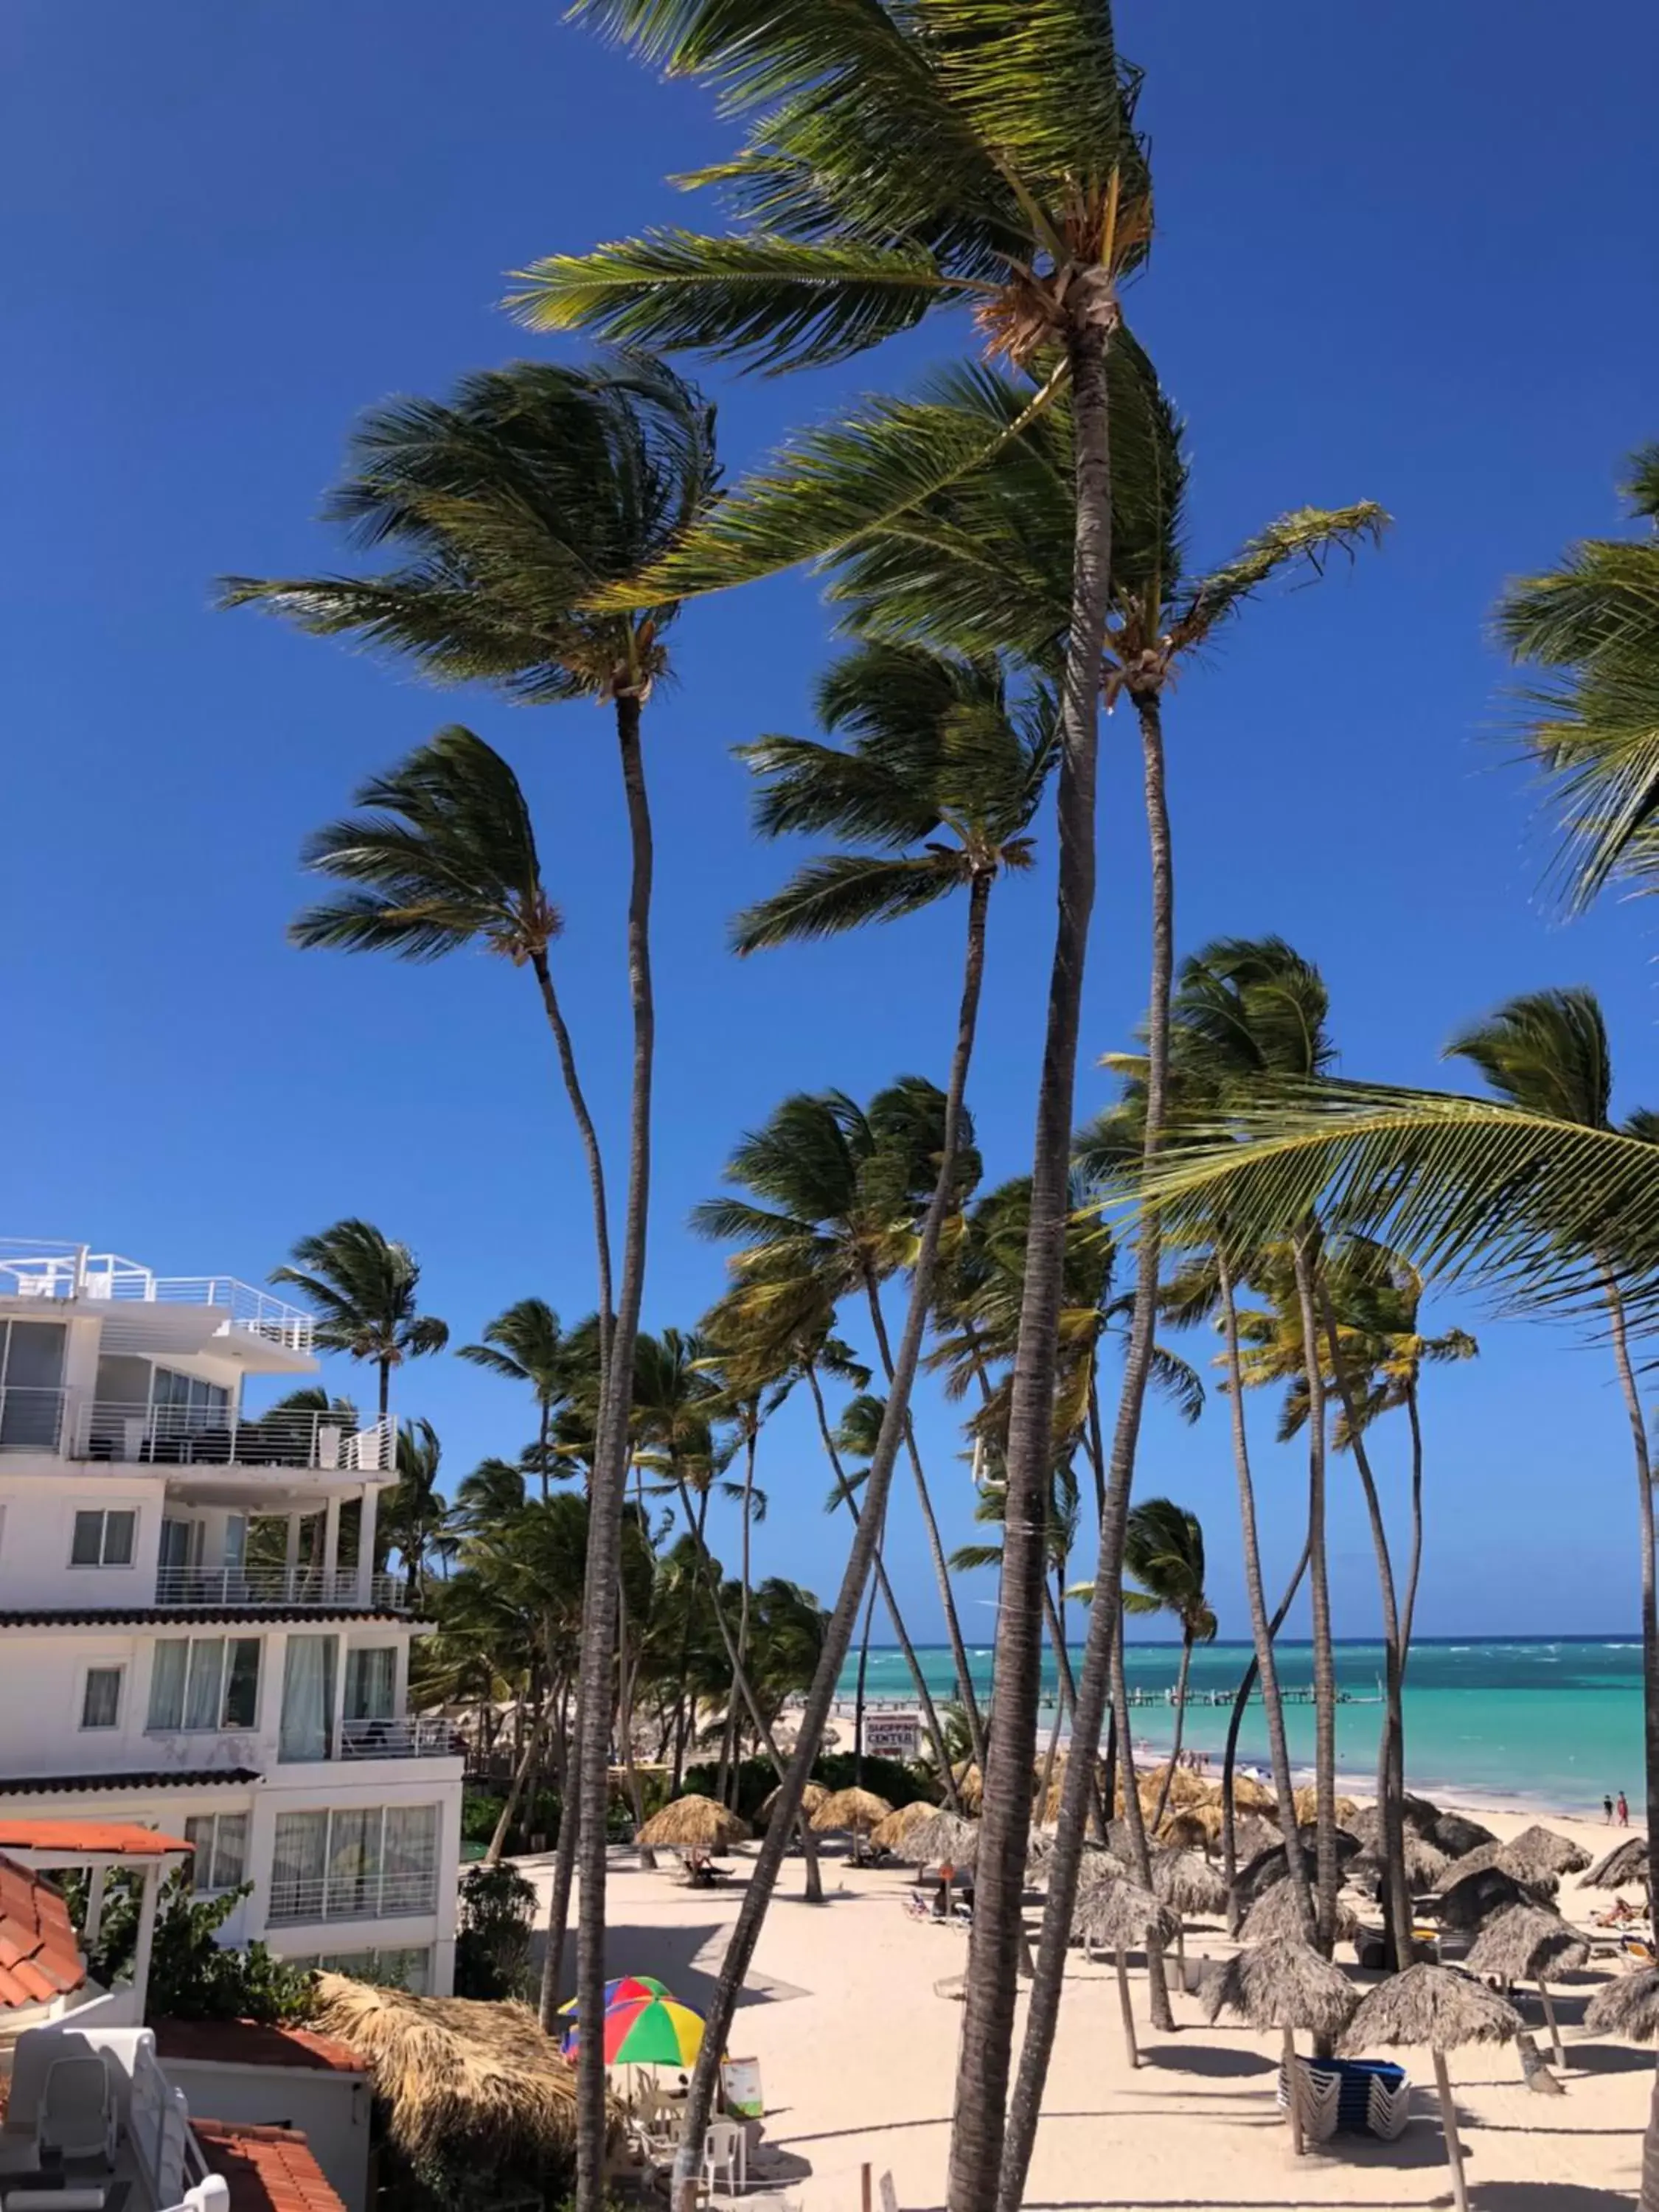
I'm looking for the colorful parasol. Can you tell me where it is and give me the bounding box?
[557,1975,673,2017]
[566,1995,708,2068]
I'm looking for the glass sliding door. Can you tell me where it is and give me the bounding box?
[278,1635,337,1762]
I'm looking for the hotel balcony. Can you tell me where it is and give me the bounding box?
[150,1567,409,1613]
[0,1245,315,1355]
[0,1394,392,1475]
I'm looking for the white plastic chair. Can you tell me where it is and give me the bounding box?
[701,2118,745,2199]
[36,2056,116,2168]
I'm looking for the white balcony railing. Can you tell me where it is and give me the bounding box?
[0,1241,315,1351]
[0,1382,67,1452]
[267,1867,439,1927]
[153,1565,408,1610]
[341,1716,460,1759]
[77,1402,394,1472]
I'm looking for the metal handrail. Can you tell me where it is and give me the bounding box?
[153,1565,407,1610]
[0,1242,315,1349]
[79,1402,394,1472]
[340,1717,460,1759]
[267,1867,439,1926]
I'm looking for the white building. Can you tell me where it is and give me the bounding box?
[0,1241,463,1996]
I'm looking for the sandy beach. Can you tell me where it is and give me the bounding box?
[524,1798,1652,2212]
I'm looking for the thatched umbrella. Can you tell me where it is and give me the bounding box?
[1585,1964,1659,2042]
[1152,1805,1217,1853]
[1430,1810,1498,1860]
[635,1793,750,1854]
[1233,1831,1357,1916]
[869,1798,934,1854]
[1497,1823,1593,1883]
[1433,1865,1551,1930]
[1349,1832,1449,1891]
[1072,1844,1131,1898]
[1140,1761,1210,1811]
[1201,1939,1357,2156]
[810,1786,892,1837]
[311,1975,604,2168]
[1150,1848,1227,1982]
[1342,1966,1522,2212]
[1231,1813,1282,1866]
[1585,1834,1651,1890]
[759,1778,827,1826]
[1075,1879,1178,2070]
[898,1806,975,1868]
[1227,1771,1277,1815]
[1242,1880,1360,1948]
[1464,1905,1589,2066]
[1435,1840,1504,1887]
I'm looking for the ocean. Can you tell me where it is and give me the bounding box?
[835,1637,1648,1816]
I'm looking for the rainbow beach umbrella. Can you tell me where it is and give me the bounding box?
[568,1995,708,2068]
[557,1974,673,2017]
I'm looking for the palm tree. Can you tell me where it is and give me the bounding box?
[1120,1499,1216,1828]
[459,1298,575,1500]
[271,1220,448,1425]
[520,23,1150,2194]
[1496,442,1659,908]
[380,1418,453,1599]
[224,356,719,2197]
[693,1080,988,1765]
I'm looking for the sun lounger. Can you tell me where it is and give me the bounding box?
[35,2059,116,2170]
[1279,2055,1410,2142]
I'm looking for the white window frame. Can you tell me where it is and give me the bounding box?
[70,1507,137,1568]
[79,1663,125,1731]
[147,1636,262,1733]
[268,1804,440,1927]
[184,1810,249,1893]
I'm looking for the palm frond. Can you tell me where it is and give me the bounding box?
[1167,502,1390,655]
[731,852,964,952]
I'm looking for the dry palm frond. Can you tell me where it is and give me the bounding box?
[1201,1939,1357,2039]
[1585,1836,1650,1889]
[810,1786,893,1833]
[311,1975,606,2163]
[759,1779,827,1824]
[1464,1905,1589,1983]
[1076,1878,1178,1952]
[870,1798,936,1854]
[1498,1824,1592,1882]
[1341,1964,1522,2053]
[1242,1882,1359,1947]
[900,1809,978,1867]
[635,1794,750,1850]
[1585,1966,1659,2043]
[1227,1773,1278,1814]
[1150,1848,1227,1918]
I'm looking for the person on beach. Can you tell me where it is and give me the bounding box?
[1606,1792,1615,1824]
[1618,1790,1630,1826]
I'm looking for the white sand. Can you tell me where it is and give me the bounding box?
[525,1798,1652,2211]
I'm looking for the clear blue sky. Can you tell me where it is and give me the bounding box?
[7,1,1658,1645]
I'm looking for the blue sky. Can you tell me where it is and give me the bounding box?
[6,0,1658,1645]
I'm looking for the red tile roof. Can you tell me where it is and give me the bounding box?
[156,2019,365,2074]
[0,1818,193,1857]
[194,2122,346,2212]
[0,1857,86,2013]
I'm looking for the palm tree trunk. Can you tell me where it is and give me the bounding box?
[1291,1237,1340,1962]
[853,1583,877,1795]
[1107,1615,1175,2033]
[1217,1246,1310,1924]
[1400,1383,1427,1670]
[803,1362,959,1804]
[487,1698,548,1865]
[1150,1632,1194,1833]
[1221,1539,1310,1924]
[529,947,616,1372]
[992,664,1172,2212]
[863,1279,987,1772]
[1604,1271,1659,1923]
[574,689,654,2212]
[669,857,991,2203]
[1318,1290,1411,1969]
[672,1472,824,1903]
[669,1486,713,1791]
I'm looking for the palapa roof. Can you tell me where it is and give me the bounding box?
[1153,1804,1221,1850]
[1341,1964,1523,2053]
[759,1779,827,1823]
[870,1799,936,1854]
[1498,1824,1592,1881]
[1429,1810,1498,1860]
[1201,1938,1357,2038]
[1242,1880,1359,1947]
[1464,1905,1590,1983]
[1138,1762,1211,1810]
[1150,1848,1228,1917]
[1290,1788,1360,1826]
[1231,1814,1283,1865]
[811,1786,893,1833]
[1072,1844,1132,1896]
[1433,1865,1551,1930]
[635,1794,750,1851]
[310,1975,602,2163]
[899,1808,977,1866]
[1348,1833,1449,1888]
[1234,1834,1357,1911]
[1585,1835,1650,1890]
[1585,1965,1659,2044]
[1075,1877,1178,1951]
[1228,1773,1278,1815]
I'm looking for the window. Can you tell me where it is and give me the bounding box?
[268,1805,440,1926]
[80,1666,124,1730]
[0,1320,67,1451]
[345,1647,396,1722]
[286,1947,431,1994]
[148,1638,261,1732]
[150,1369,231,1433]
[184,1812,248,1893]
[71,1509,136,1567]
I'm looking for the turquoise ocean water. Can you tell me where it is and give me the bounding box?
[835,1638,1647,1815]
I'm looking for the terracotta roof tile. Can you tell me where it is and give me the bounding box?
[156,2020,365,2074]
[0,1819,192,1857]
[194,2121,347,2212]
[0,1854,85,2013]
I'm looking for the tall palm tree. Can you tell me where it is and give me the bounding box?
[1496,442,1659,908]
[271,1220,448,1425]
[520,22,1150,2194]
[1121,1498,1216,1828]
[693,1080,988,1764]
[224,357,719,2197]
[459,1298,575,1500]
[380,1418,453,1599]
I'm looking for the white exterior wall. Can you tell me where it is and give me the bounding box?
[161,2060,370,2212]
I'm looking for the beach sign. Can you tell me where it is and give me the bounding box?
[721,2056,764,2119]
[866,1714,920,1758]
